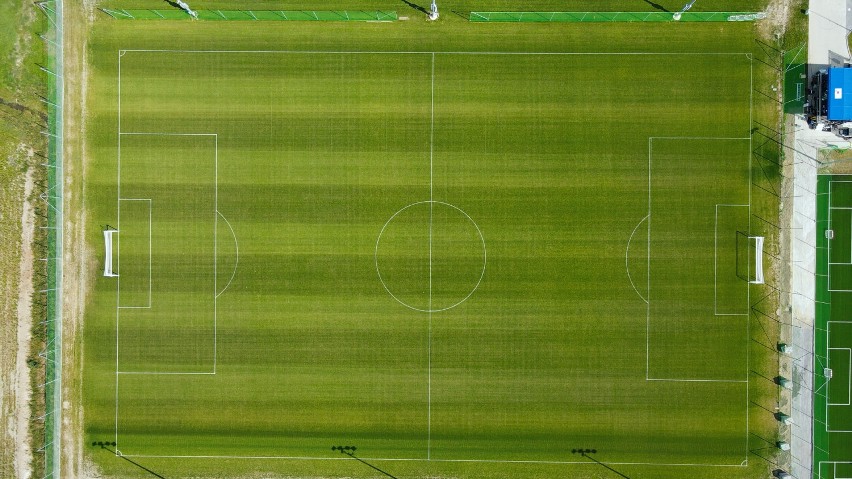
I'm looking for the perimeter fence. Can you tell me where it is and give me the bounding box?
[783,43,807,114]
[35,1,63,478]
[100,9,397,21]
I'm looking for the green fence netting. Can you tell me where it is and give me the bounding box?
[783,43,807,114]
[100,9,397,21]
[469,11,766,22]
[35,1,62,478]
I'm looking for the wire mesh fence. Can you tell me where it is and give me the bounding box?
[100,9,398,21]
[34,1,62,478]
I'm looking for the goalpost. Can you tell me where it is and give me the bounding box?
[750,236,764,284]
[103,229,119,277]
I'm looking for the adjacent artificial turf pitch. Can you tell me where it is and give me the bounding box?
[815,175,852,479]
[84,20,763,479]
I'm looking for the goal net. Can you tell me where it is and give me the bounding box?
[103,229,119,277]
[750,236,764,284]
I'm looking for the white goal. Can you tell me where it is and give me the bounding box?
[750,236,764,284]
[103,229,119,277]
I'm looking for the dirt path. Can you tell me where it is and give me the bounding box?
[60,0,97,478]
[758,0,795,39]
[14,163,37,479]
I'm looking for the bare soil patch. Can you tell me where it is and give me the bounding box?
[14,162,37,479]
[759,0,795,39]
[61,0,97,478]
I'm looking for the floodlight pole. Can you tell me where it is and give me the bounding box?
[672,0,697,21]
[429,0,439,20]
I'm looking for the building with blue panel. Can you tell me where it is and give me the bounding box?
[828,68,852,121]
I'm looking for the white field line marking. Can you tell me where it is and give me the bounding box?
[117,371,215,375]
[115,49,750,459]
[826,348,851,406]
[646,137,652,380]
[826,323,852,431]
[120,49,753,56]
[647,378,748,383]
[818,461,852,479]
[646,138,751,384]
[746,53,753,459]
[713,203,718,315]
[117,198,152,308]
[714,204,749,316]
[645,136,751,140]
[827,461,852,479]
[119,454,748,467]
[119,132,217,136]
[830,182,835,290]
[214,134,218,373]
[829,180,852,267]
[215,211,239,299]
[115,49,122,445]
[114,129,219,384]
[427,51,434,461]
[625,214,649,304]
[374,201,486,313]
[836,462,852,479]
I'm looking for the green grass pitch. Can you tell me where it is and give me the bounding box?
[83,14,774,479]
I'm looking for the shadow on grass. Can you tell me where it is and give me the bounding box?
[96,445,168,479]
[332,446,399,479]
[400,0,427,15]
[572,449,632,478]
[642,0,670,12]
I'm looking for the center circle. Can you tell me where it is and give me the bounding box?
[375,201,486,313]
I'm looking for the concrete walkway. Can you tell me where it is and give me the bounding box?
[807,0,851,73]
[788,116,843,479]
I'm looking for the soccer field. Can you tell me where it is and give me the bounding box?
[82,16,776,479]
[815,176,852,479]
